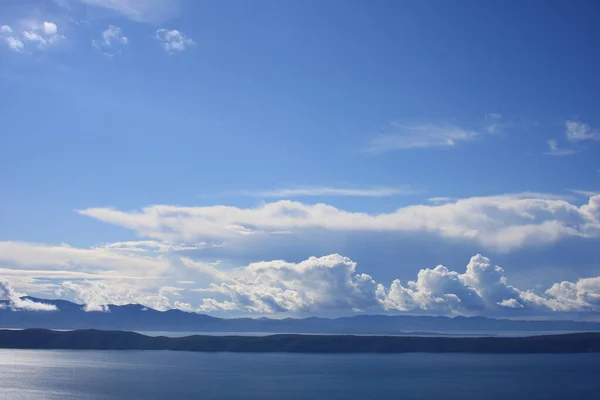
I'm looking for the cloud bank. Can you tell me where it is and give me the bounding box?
[198,254,600,316]
[78,193,600,252]
[4,253,599,317]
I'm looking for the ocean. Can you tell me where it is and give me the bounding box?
[0,350,598,399]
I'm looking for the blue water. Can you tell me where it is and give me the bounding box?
[0,350,598,399]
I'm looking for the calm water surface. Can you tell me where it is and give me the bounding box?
[0,350,598,399]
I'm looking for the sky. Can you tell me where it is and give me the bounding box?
[1,0,599,319]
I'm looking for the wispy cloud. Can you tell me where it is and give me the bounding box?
[247,186,422,198]
[364,114,505,154]
[545,139,577,156]
[565,120,600,142]
[70,0,181,23]
[0,279,57,311]
[92,25,128,56]
[427,197,456,204]
[365,122,479,153]
[156,29,194,53]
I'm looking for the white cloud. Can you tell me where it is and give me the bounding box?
[93,25,128,55]
[565,121,600,142]
[196,253,600,315]
[59,280,184,312]
[3,36,25,52]
[366,122,479,153]
[156,29,194,53]
[78,193,600,252]
[378,254,525,315]
[249,186,421,198]
[545,139,577,156]
[0,239,222,312]
[43,22,58,36]
[0,24,24,52]
[1,21,64,52]
[0,241,172,279]
[197,254,380,313]
[0,279,57,312]
[3,244,600,316]
[74,0,180,23]
[21,21,64,48]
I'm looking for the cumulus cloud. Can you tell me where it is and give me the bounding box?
[197,254,600,316]
[21,21,64,48]
[1,21,64,52]
[0,279,57,311]
[93,25,128,55]
[380,255,523,314]
[156,29,194,53]
[78,193,600,252]
[3,249,600,317]
[197,254,380,313]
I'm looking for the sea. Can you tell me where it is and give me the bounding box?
[0,349,598,399]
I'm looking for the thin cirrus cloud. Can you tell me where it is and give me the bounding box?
[92,25,128,55]
[0,21,64,52]
[545,139,578,156]
[70,0,181,23]
[365,122,480,154]
[155,29,194,53]
[77,192,600,252]
[247,186,423,198]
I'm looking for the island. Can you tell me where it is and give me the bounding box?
[1,329,600,353]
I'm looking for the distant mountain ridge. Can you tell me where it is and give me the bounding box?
[2,297,600,334]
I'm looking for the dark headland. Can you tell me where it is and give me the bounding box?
[1,329,600,353]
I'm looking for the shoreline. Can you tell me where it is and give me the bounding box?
[1,329,599,354]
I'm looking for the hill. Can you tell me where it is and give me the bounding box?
[1,329,599,353]
[2,297,600,334]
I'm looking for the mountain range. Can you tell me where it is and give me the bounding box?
[2,297,600,334]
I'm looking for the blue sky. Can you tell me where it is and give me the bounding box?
[1,0,599,318]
